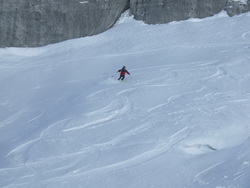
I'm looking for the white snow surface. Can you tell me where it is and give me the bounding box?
[1,11,250,188]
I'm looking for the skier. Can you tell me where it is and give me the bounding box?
[118,66,130,80]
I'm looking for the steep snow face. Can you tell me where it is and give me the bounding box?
[0,11,250,188]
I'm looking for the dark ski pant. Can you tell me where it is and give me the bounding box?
[118,75,125,80]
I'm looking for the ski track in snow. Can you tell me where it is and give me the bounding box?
[194,161,225,185]
[2,53,250,187]
[62,99,131,132]
[41,126,192,184]
[3,55,249,186]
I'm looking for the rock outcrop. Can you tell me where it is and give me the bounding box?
[130,0,250,24]
[0,0,249,47]
[0,0,129,47]
[225,0,250,16]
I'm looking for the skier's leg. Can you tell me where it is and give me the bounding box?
[121,76,125,80]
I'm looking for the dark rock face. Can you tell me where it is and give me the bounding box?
[225,0,250,16]
[0,0,129,47]
[0,0,249,47]
[130,0,250,24]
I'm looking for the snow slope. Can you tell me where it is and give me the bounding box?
[1,11,250,188]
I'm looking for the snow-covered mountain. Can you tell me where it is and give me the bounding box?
[0,11,250,188]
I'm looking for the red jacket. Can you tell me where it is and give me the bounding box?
[118,68,130,76]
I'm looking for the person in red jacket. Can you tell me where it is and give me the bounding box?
[118,66,130,80]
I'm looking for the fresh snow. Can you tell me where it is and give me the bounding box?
[1,11,250,188]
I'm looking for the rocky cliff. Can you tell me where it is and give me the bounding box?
[0,0,129,47]
[130,0,250,24]
[130,0,228,24]
[0,0,249,47]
